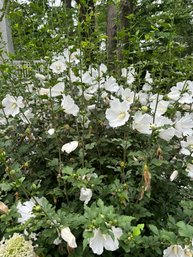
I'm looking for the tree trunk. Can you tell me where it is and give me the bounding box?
[61,0,72,8]
[119,0,135,61]
[106,3,117,71]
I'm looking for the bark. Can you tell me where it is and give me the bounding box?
[120,0,135,31]
[106,3,117,70]
[61,0,72,8]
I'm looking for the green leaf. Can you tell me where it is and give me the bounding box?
[177,221,193,238]
[132,224,144,237]
[149,224,160,236]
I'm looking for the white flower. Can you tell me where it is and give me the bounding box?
[118,87,135,104]
[0,233,36,257]
[167,81,185,101]
[105,99,130,127]
[159,127,175,141]
[150,100,170,116]
[17,197,42,224]
[79,188,92,205]
[133,112,173,136]
[132,112,152,135]
[89,227,123,255]
[179,93,193,104]
[20,109,34,123]
[137,92,149,105]
[180,136,193,156]
[17,200,35,224]
[63,48,80,64]
[35,73,46,81]
[104,76,120,93]
[82,71,95,84]
[170,170,178,181]
[163,245,185,257]
[47,128,55,135]
[100,63,107,74]
[145,70,153,84]
[50,60,66,74]
[175,114,193,138]
[83,84,98,100]
[61,141,78,154]
[39,88,50,96]
[142,83,152,92]
[121,67,135,84]
[61,227,77,248]
[2,94,24,117]
[61,95,79,116]
[186,163,193,180]
[50,82,65,97]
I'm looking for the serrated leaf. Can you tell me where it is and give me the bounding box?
[149,224,160,236]
[177,221,193,238]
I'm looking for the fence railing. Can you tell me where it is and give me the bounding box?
[12,60,45,77]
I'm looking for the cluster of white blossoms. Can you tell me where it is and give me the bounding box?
[1,49,193,256]
[0,233,37,257]
[0,56,193,180]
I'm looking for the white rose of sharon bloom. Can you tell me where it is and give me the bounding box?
[175,114,193,138]
[20,109,34,124]
[61,141,78,154]
[61,95,79,116]
[163,245,185,257]
[105,99,130,128]
[180,136,193,156]
[89,226,123,255]
[79,188,92,205]
[61,227,77,248]
[16,197,42,224]
[118,87,135,105]
[50,60,66,74]
[150,100,170,116]
[104,76,120,93]
[2,94,24,117]
[35,73,46,81]
[159,127,175,142]
[49,82,65,97]
[132,112,152,135]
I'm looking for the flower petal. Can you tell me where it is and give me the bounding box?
[61,227,77,248]
[61,141,78,154]
[89,229,104,255]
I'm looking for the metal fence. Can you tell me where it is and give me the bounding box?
[12,60,45,77]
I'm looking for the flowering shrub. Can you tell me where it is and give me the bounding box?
[0,47,193,257]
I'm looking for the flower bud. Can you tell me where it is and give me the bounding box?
[141,106,148,112]
[0,201,9,214]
